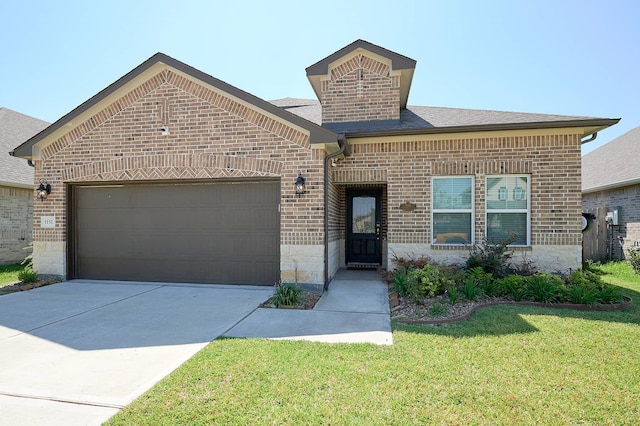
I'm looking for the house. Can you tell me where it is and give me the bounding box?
[582,126,640,260]
[11,40,619,287]
[0,108,49,264]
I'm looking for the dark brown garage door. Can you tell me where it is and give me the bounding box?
[71,180,280,285]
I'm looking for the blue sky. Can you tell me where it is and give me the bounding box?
[1,0,638,154]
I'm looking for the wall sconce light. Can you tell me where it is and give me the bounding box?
[295,173,306,195]
[36,179,51,201]
[513,186,525,201]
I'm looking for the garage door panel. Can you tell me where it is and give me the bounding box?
[74,181,280,285]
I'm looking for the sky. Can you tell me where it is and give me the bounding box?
[1,0,638,155]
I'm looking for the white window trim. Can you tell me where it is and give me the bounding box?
[485,175,531,247]
[431,176,475,246]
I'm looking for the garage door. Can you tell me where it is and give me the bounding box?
[72,181,280,285]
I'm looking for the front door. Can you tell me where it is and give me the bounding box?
[346,189,382,265]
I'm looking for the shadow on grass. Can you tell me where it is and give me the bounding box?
[394,284,640,338]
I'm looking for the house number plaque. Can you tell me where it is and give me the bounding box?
[41,216,55,228]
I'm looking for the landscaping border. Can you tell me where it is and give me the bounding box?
[393,296,633,325]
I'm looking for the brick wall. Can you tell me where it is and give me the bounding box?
[33,68,325,282]
[332,133,584,272]
[582,185,640,259]
[320,54,400,124]
[0,185,33,265]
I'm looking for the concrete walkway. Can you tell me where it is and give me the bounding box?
[226,269,393,345]
[0,270,391,425]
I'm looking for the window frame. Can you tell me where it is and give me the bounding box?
[485,174,531,247]
[431,175,475,246]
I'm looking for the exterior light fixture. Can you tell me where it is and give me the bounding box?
[295,173,306,195]
[36,179,51,201]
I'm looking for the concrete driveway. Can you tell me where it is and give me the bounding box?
[0,280,273,426]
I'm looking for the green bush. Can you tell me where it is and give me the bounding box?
[525,273,564,303]
[628,247,640,274]
[466,236,515,278]
[495,275,527,301]
[447,286,460,305]
[566,269,623,304]
[407,264,452,299]
[392,264,454,302]
[18,268,38,284]
[272,283,302,307]
[461,278,481,301]
[466,267,496,296]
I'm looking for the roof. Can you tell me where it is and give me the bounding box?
[270,98,619,137]
[12,53,338,159]
[582,126,640,192]
[305,39,417,109]
[0,108,49,187]
[305,39,417,76]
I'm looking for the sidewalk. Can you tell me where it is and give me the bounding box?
[225,269,393,345]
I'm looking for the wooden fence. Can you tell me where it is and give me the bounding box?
[582,206,609,262]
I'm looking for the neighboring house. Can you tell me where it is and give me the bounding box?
[11,40,618,287]
[0,108,49,265]
[582,126,640,260]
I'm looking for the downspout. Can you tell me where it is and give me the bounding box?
[581,132,597,144]
[323,134,347,291]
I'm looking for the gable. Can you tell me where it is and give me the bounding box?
[306,40,416,109]
[12,53,337,161]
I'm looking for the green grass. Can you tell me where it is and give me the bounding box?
[107,262,640,425]
[0,263,22,286]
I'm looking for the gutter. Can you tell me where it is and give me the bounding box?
[323,134,348,291]
[580,132,597,144]
[339,118,620,139]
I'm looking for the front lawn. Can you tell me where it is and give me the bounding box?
[107,262,640,425]
[0,263,21,287]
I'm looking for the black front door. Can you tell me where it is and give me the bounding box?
[346,189,382,265]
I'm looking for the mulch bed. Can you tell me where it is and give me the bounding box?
[260,291,322,310]
[389,285,633,325]
[0,279,61,294]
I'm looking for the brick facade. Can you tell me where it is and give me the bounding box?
[329,133,584,273]
[31,68,325,281]
[320,54,400,124]
[582,185,640,259]
[19,42,612,285]
[0,185,33,264]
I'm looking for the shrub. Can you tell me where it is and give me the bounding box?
[628,247,640,274]
[447,286,460,306]
[391,253,433,270]
[461,278,481,301]
[566,269,623,304]
[466,267,496,296]
[429,303,448,317]
[18,268,38,284]
[495,275,527,301]
[564,282,600,304]
[392,266,412,297]
[406,264,452,300]
[272,282,302,307]
[524,273,564,303]
[466,236,516,278]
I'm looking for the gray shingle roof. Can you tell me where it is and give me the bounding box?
[270,98,616,135]
[582,126,640,192]
[0,108,49,186]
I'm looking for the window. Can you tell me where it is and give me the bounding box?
[432,177,473,245]
[485,175,530,246]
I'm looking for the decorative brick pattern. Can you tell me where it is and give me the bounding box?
[331,132,584,271]
[33,67,325,280]
[320,55,400,124]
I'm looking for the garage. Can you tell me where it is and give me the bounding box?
[70,180,280,285]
